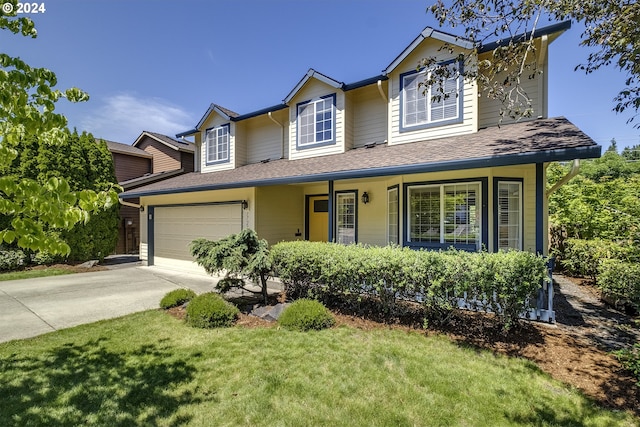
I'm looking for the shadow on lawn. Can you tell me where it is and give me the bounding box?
[0,337,200,426]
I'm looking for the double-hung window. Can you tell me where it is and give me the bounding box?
[495,180,523,250]
[204,124,229,164]
[297,94,335,147]
[407,181,481,250]
[401,60,461,130]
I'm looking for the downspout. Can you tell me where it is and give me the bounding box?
[268,111,285,159]
[377,79,387,102]
[546,159,580,197]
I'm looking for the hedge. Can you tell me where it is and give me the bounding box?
[270,242,548,330]
[598,259,640,312]
[562,238,638,280]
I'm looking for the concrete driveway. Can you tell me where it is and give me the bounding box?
[0,264,216,344]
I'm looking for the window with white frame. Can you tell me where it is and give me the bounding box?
[401,61,461,129]
[297,95,335,147]
[387,186,399,245]
[497,181,523,250]
[336,191,356,244]
[407,181,480,249]
[204,124,229,164]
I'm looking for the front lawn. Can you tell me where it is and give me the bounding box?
[0,267,74,282]
[0,310,635,426]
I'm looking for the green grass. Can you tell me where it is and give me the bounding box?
[0,311,636,426]
[0,268,73,281]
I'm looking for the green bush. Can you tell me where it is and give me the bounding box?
[160,288,197,309]
[598,259,640,312]
[185,292,239,328]
[615,344,640,386]
[0,248,26,271]
[562,238,638,280]
[278,299,335,331]
[271,242,547,330]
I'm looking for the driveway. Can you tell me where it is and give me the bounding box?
[0,264,216,344]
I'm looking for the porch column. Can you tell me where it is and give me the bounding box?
[535,163,544,254]
[328,180,334,242]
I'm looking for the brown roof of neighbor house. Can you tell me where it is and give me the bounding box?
[135,131,196,153]
[121,117,601,199]
[104,140,153,158]
[120,168,186,190]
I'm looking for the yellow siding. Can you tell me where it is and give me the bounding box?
[245,113,286,163]
[288,79,345,160]
[478,39,548,128]
[255,185,304,246]
[387,39,478,145]
[349,84,388,148]
[235,123,247,167]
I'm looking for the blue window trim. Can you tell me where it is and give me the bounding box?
[493,177,524,252]
[402,177,488,251]
[296,93,337,150]
[387,184,400,245]
[334,189,358,244]
[399,58,464,133]
[204,123,231,166]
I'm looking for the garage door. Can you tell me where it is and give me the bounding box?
[152,203,243,273]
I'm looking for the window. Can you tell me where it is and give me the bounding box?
[387,186,399,245]
[336,191,356,244]
[496,180,523,250]
[204,124,229,164]
[401,60,461,130]
[407,181,481,250]
[297,94,335,147]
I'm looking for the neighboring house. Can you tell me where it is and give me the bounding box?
[120,21,601,275]
[106,133,195,254]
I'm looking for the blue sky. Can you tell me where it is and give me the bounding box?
[3,0,638,150]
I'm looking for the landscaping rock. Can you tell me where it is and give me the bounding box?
[78,260,99,269]
[249,303,289,322]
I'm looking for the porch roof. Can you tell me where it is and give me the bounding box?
[121,117,601,199]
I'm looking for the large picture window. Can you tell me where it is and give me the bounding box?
[496,180,523,250]
[297,94,335,147]
[401,60,461,131]
[204,124,229,164]
[407,181,481,250]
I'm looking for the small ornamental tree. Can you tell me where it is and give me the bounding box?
[190,229,272,304]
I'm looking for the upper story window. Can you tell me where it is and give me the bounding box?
[297,94,335,148]
[400,60,462,131]
[204,124,229,165]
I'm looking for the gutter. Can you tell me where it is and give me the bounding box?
[119,199,141,209]
[268,111,285,159]
[546,159,580,197]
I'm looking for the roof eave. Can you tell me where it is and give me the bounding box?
[478,20,572,53]
[283,69,344,104]
[120,144,601,199]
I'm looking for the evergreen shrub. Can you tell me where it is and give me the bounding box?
[185,292,239,328]
[278,299,335,331]
[160,288,197,309]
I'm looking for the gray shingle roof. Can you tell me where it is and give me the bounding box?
[121,117,600,198]
[104,140,152,158]
[142,131,195,152]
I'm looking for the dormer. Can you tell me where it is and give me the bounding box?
[383,27,478,145]
[284,69,346,160]
[194,104,239,173]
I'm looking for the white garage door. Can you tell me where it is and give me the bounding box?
[152,203,243,273]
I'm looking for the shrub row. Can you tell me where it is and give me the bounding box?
[598,259,640,312]
[271,242,548,329]
[561,238,639,280]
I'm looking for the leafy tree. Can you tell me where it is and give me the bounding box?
[622,144,640,162]
[190,229,272,305]
[426,0,640,125]
[0,1,118,255]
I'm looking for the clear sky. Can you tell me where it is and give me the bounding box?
[3,0,638,150]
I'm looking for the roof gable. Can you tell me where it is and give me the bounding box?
[195,103,240,130]
[384,27,474,75]
[283,69,344,104]
[133,131,195,153]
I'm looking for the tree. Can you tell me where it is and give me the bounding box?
[0,1,118,255]
[2,130,120,261]
[190,229,272,305]
[622,144,640,162]
[426,0,640,126]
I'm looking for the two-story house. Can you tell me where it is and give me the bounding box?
[120,21,601,274]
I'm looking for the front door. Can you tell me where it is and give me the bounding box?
[307,195,328,241]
